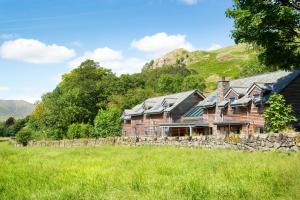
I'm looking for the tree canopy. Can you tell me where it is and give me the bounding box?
[226,0,300,69]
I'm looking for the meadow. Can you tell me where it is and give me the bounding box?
[0,141,300,200]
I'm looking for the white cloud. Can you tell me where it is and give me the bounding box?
[0,38,75,64]
[205,43,222,51]
[69,47,146,75]
[180,0,198,5]
[131,32,194,55]
[0,86,9,91]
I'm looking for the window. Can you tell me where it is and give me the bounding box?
[255,126,265,134]
[229,97,236,104]
[144,127,148,136]
[135,120,143,125]
[253,94,260,101]
[168,103,174,107]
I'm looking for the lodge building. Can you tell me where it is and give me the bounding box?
[122,70,300,137]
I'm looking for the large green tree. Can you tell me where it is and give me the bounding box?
[29,60,118,136]
[226,0,300,69]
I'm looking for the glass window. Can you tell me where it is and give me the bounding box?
[229,97,236,104]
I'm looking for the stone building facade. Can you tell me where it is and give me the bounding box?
[122,70,300,137]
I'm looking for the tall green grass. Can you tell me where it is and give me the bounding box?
[0,142,299,200]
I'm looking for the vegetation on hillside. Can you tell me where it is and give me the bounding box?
[0,143,299,199]
[143,44,270,92]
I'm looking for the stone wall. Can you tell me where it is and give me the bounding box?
[17,133,300,152]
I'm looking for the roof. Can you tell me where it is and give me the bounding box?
[230,70,300,92]
[218,100,229,107]
[183,106,204,118]
[231,97,252,107]
[122,90,204,118]
[181,70,300,115]
[197,91,217,108]
[224,87,248,98]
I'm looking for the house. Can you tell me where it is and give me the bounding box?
[122,70,300,137]
[122,90,205,137]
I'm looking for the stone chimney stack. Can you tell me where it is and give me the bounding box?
[215,77,230,124]
[217,76,230,102]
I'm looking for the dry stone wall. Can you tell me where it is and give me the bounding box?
[17,133,300,152]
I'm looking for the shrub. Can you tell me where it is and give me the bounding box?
[16,128,32,146]
[48,129,65,140]
[263,94,297,133]
[67,123,93,139]
[93,106,121,138]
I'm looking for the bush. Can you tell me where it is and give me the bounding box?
[263,94,297,133]
[48,129,65,140]
[66,123,93,139]
[93,106,121,138]
[16,128,32,146]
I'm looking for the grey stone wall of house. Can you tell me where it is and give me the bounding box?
[16,133,300,152]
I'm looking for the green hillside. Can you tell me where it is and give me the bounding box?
[0,100,35,121]
[144,44,258,92]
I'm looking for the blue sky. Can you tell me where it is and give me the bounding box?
[0,0,234,103]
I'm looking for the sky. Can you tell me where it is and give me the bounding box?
[0,0,235,103]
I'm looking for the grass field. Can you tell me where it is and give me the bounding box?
[0,141,300,200]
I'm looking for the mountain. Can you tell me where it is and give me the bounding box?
[0,100,35,121]
[143,44,258,92]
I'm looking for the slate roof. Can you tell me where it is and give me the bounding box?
[231,97,252,107]
[182,70,300,117]
[218,100,229,107]
[230,70,300,92]
[122,90,203,119]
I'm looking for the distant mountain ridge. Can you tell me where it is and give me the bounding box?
[0,100,35,121]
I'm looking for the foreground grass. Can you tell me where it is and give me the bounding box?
[0,142,300,200]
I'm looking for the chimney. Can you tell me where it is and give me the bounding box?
[215,76,230,123]
[217,76,230,99]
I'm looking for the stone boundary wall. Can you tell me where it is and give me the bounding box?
[15,133,300,152]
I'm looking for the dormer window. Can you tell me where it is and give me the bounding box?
[252,94,260,101]
[229,97,236,104]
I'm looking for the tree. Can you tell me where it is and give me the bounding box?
[16,128,32,146]
[66,123,93,139]
[29,60,118,135]
[182,75,206,91]
[109,87,157,111]
[5,117,16,127]
[157,74,183,94]
[93,106,122,138]
[263,94,297,133]
[226,0,300,69]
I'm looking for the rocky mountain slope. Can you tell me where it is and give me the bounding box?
[143,44,258,92]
